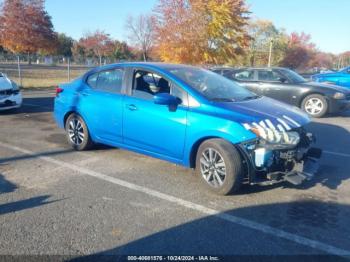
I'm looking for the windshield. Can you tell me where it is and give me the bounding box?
[169,67,256,102]
[279,69,307,83]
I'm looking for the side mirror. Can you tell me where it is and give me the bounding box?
[154,93,181,106]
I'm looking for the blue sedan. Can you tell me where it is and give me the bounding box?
[54,63,321,195]
[312,66,350,88]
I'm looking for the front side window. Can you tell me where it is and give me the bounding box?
[132,70,189,106]
[170,67,255,102]
[96,69,124,92]
[257,70,282,82]
[133,70,171,99]
[279,69,306,83]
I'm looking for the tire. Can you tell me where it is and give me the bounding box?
[196,139,243,195]
[65,113,94,151]
[301,94,328,118]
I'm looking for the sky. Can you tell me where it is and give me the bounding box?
[45,0,350,54]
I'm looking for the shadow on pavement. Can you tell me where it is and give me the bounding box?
[0,148,74,164]
[70,200,350,260]
[0,96,53,115]
[0,195,60,215]
[0,173,17,194]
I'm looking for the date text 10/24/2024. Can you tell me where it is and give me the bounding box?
[127,256,220,261]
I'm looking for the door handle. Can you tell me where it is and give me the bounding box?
[127,104,138,111]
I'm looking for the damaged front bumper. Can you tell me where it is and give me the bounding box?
[0,90,22,111]
[238,130,322,186]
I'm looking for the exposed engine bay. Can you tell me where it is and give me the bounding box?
[239,127,322,186]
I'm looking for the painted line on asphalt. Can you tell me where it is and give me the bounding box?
[324,150,350,158]
[0,141,349,257]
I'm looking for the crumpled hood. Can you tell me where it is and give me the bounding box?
[216,96,310,131]
[0,75,13,90]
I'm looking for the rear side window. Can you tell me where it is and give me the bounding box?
[96,69,124,93]
[234,70,255,81]
[86,69,124,93]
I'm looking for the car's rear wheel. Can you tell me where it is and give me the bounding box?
[301,94,328,118]
[196,139,243,195]
[65,113,94,151]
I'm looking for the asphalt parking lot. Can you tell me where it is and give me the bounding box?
[1,90,350,259]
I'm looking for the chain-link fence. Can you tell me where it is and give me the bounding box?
[0,53,119,88]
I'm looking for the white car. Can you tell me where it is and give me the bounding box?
[0,73,22,111]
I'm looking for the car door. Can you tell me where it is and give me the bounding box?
[122,68,188,161]
[256,69,293,103]
[78,68,125,144]
[229,69,265,95]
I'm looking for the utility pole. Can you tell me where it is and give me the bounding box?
[17,55,22,87]
[268,39,274,67]
[67,57,71,82]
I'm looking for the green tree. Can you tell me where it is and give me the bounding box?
[247,19,288,66]
[56,33,74,57]
[112,41,135,61]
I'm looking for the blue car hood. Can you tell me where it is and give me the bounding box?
[216,96,310,130]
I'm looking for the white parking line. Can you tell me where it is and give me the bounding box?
[324,150,350,158]
[0,141,349,256]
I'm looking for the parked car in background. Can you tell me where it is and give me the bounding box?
[312,66,350,88]
[212,67,350,118]
[0,73,22,111]
[54,63,321,195]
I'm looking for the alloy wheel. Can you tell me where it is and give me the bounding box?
[200,148,227,188]
[304,98,324,115]
[68,118,85,145]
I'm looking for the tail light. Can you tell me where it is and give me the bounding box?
[56,87,64,97]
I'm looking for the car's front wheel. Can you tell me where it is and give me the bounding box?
[301,94,328,118]
[196,139,243,195]
[65,113,94,151]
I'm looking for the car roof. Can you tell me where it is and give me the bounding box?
[238,67,289,71]
[96,62,196,71]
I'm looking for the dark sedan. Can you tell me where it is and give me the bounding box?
[212,67,350,118]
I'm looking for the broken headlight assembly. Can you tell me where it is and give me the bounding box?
[248,125,300,150]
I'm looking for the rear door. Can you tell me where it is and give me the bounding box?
[78,68,125,144]
[122,68,188,161]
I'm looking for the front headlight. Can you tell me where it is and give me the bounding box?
[334,92,345,99]
[249,126,300,148]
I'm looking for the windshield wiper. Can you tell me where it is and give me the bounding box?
[241,95,261,101]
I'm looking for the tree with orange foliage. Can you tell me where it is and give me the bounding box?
[0,0,57,61]
[154,0,250,65]
[281,32,316,69]
[78,30,114,65]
